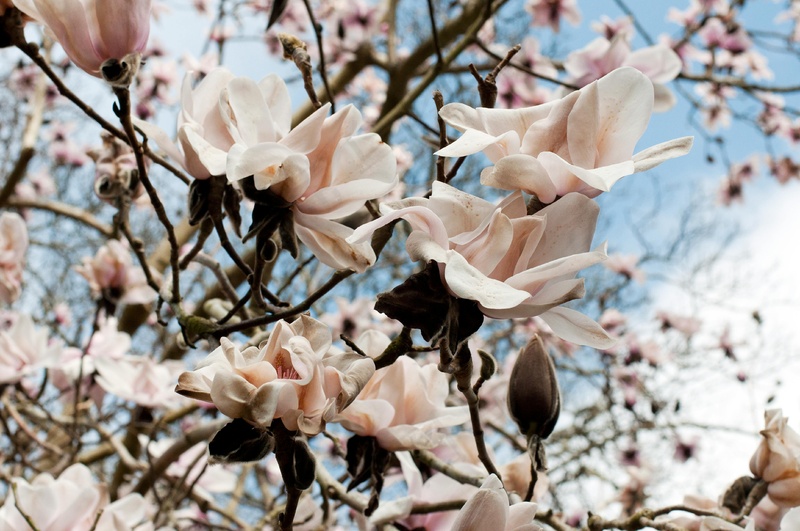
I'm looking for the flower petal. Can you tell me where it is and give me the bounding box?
[539,306,617,349]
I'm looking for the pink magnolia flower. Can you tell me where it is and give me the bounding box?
[750,409,800,508]
[564,37,682,111]
[349,182,615,348]
[656,310,701,336]
[451,474,541,531]
[525,0,580,32]
[335,331,469,450]
[0,313,61,384]
[74,239,156,305]
[604,253,646,283]
[0,212,28,304]
[175,315,375,435]
[221,76,398,271]
[13,0,150,83]
[436,68,693,204]
[94,355,186,408]
[0,463,152,530]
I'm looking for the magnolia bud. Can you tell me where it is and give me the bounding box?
[508,335,561,440]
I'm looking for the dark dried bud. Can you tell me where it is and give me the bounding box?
[508,335,561,440]
[188,178,211,226]
[208,418,275,464]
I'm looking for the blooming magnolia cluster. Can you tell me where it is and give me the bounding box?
[138,67,398,271]
[74,239,156,306]
[750,409,800,508]
[176,315,375,435]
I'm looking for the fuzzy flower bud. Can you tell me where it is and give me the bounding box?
[507,335,561,440]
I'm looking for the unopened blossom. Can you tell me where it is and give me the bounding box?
[349,182,615,348]
[335,331,469,450]
[564,37,682,111]
[13,0,150,84]
[0,212,28,304]
[525,0,580,32]
[74,239,156,305]
[0,463,152,530]
[451,474,542,531]
[750,409,800,508]
[436,68,693,203]
[176,315,375,435]
[221,75,397,271]
[0,313,61,384]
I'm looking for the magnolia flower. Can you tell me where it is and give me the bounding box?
[0,463,152,530]
[436,67,693,204]
[564,36,682,111]
[335,331,469,450]
[176,315,375,435]
[349,182,615,348]
[750,409,800,508]
[135,67,236,179]
[94,355,186,408]
[74,239,156,306]
[13,0,150,84]
[451,474,542,531]
[145,438,237,500]
[0,313,61,384]
[221,76,398,271]
[525,0,580,32]
[604,253,646,283]
[0,212,28,304]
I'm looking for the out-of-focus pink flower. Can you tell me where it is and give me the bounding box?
[451,474,541,531]
[0,313,61,384]
[94,355,186,408]
[591,15,634,41]
[436,68,692,203]
[750,409,800,508]
[0,213,28,304]
[74,239,156,306]
[604,253,646,283]
[13,0,150,83]
[350,182,615,348]
[564,37,682,111]
[656,310,701,337]
[0,463,151,530]
[335,331,469,450]
[176,315,375,435]
[135,67,235,179]
[525,0,580,32]
[145,438,237,500]
[222,75,398,271]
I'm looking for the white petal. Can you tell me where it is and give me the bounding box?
[632,136,694,172]
[540,306,617,349]
[443,250,530,310]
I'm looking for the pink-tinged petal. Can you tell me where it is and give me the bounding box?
[443,250,530,309]
[336,399,396,436]
[439,102,549,140]
[265,154,312,199]
[93,0,151,59]
[348,204,450,251]
[483,279,585,320]
[209,371,255,420]
[32,0,104,74]
[280,103,331,154]
[133,118,191,175]
[506,501,539,529]
[428,181,498,237]
[292,314,334,356]
[180,68,235,150]
[632,136,694,172]
[293,211,376,272]
[593,67,654,166]
[377,424,448,451]
[454,209,513,275]
[529,193,599,266]
[225,142,301,183]
[222,77,273,145]
[506,247,607,292]
[299,133,397,218]
[451,474,508,531]
[435,128,513,159]
[250,380,297,426]
[539,306,617,349]
[520,90,577,159]
[480,154,557,202]
[179,125,228,176]
[653,84,677,112]
[567,79,600,168]
[405,231,449,264]
[258,74,292,138]
[304,105,363,195]
[175,371,213,402]
[625,44,682,84]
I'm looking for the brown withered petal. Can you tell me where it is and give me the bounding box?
[508,335,561,440]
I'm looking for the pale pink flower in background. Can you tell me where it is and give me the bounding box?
[135,67,236,179]
[0,463,152,530]
[525,0,580,32]
[0,212,28,304]
[335,331,469,450]
[12,0,151,81]
[145,438,237,499]
[767,156,800,185]
[74,239,156,305]
[656,310,701,337]
[599,308,627,334]
[94,355,187,408]
[437,68,693,203]
[223,76,398,271]
[750,409,800,508]
[591,15,634,41]
[319,296,401,339]
[564,36,682,111]
[604,253,646,283]
[350,182,615,348]
[176,315,375,435]
[0,313,61,384]
[451,474,542,531]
